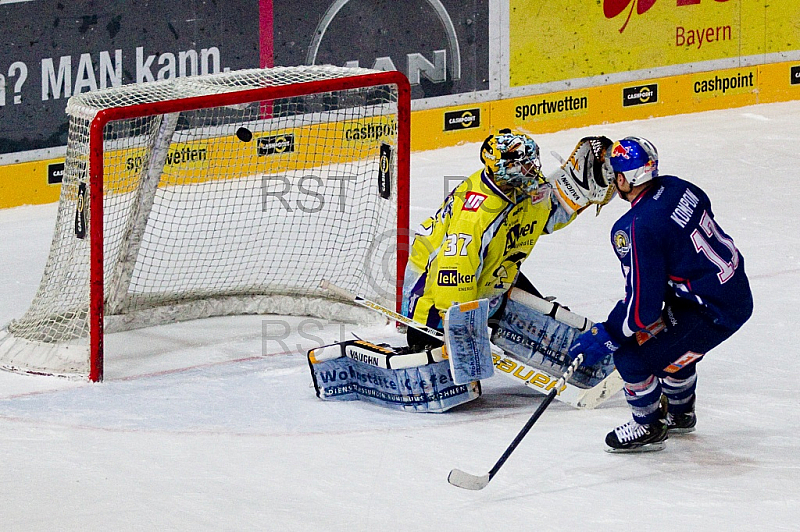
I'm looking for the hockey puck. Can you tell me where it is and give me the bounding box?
[236,127,253,142]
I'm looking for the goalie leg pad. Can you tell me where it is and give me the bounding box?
[444,299,494,385]
[491,298,615,389]
[308,340,480,413]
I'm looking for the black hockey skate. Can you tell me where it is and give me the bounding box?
[606,396,669,453]
[605,418,668,453]
[666,396,697,434]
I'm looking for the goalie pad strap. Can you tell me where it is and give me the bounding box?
[509,288,591,331]
[308,340,445,370]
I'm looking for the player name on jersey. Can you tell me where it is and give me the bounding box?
[670,188,700,228]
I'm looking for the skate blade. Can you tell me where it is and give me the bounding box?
[668,426,696,435]
[605,440,666,453]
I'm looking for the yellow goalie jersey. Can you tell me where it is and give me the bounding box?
[402,169,576,329]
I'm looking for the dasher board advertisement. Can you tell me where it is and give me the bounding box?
[0,0,259,155]
[509,0,800,88]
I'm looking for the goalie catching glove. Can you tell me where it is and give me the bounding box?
[548,136,615,215]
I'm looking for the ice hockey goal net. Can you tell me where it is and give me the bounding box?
[0,66,410,381]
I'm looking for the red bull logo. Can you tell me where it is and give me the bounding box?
[611,142,630,159]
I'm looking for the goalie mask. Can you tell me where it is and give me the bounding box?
[480,129,544,195]
[608,136,659,187]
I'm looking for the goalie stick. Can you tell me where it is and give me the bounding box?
[320,281,622,409]
[447,353,584,490]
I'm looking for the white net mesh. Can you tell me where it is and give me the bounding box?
[0,66,406,378]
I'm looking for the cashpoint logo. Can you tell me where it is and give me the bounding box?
[343,122,397,141]
[792,66,800,85]
[257,134,295,156]
[443,109,480,131]
[47,162,65,185]
[693,71,754,95]
[623,85,658,106]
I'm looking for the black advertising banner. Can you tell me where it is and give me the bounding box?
[271,0,489,101]
[0,0,260,155]
[443,108,480,130]
[622,84,659,107]
[1,0,489,158]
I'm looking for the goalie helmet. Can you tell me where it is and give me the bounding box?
[608,136,659,187]
[480,129,544,195]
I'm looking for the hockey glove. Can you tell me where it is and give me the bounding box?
[547,136,615,215]
[569,323,619,367]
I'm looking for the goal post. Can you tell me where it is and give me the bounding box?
[0,66,411,382]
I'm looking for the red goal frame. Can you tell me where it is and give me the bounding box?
[87,71,411,381]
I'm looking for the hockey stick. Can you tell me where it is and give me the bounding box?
[447,353,584,490]
[320,280,620,409]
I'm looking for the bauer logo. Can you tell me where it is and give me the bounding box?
[792,66,800,85]
[623,85,658,107]
[443,109,480,131]
[47,162,65,185]
[257,134,295,156]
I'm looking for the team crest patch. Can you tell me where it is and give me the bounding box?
[613,230,630,257]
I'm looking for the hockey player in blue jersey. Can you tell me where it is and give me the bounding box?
[568,136,753,452]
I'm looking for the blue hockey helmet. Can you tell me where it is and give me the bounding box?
[608,136,659,187]
[480,129,544,194]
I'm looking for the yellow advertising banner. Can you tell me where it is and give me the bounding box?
[509,0,800,87]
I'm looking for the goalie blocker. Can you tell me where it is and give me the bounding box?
[308,340,481,413]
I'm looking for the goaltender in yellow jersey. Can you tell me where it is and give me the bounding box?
[402,130,616,351]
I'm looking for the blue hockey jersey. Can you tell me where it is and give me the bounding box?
[605,175,753,340]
